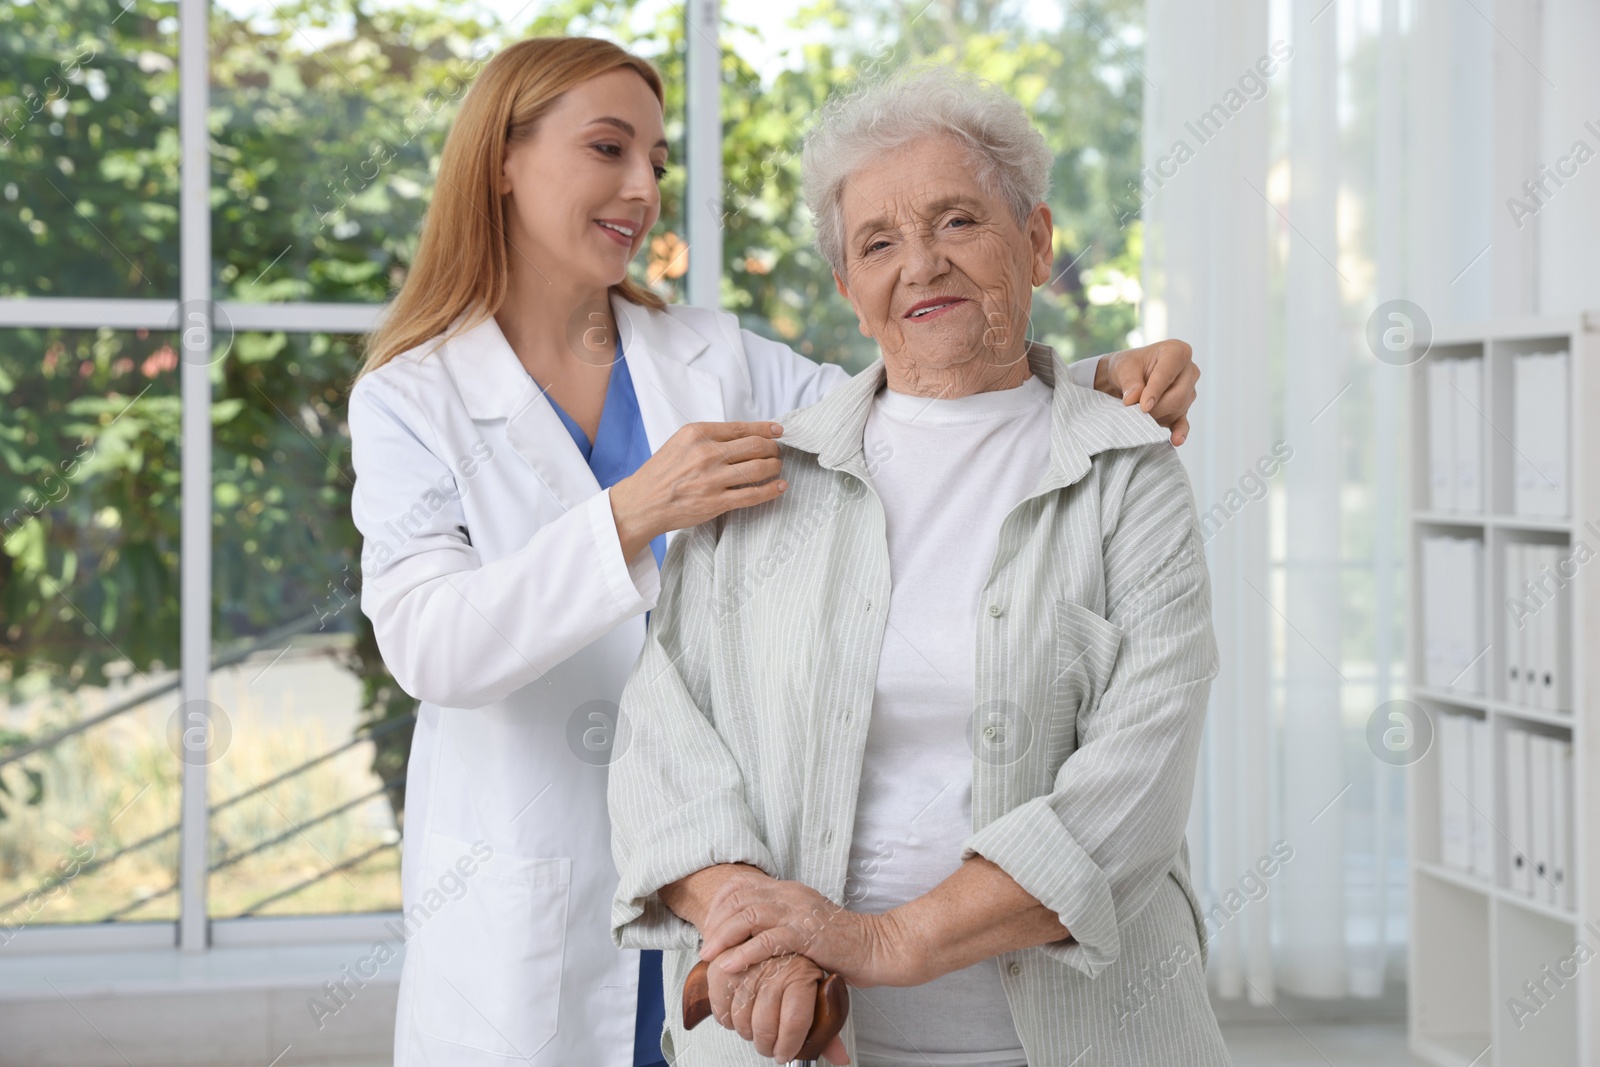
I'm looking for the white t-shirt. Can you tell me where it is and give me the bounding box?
[847,372,1054,1067]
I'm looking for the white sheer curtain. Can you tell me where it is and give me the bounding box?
[1147,0,1600,1007]
[1141,0,1277,1004]
[1143,0,1397,1004]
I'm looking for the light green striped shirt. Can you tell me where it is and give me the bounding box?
[609,343,1229,1067]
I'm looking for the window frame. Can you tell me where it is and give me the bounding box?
[0,0,725,955]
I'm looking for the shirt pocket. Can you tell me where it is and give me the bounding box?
[1053,598,1125,729]
[414,833,571,1057]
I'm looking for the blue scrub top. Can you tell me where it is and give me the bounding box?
[541,341,668,571]
[538,339,668,1067]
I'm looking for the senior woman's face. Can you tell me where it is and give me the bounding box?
[832,135,1053,383]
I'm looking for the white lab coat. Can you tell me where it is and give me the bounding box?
[348,294,1102,1066]
[349,294,844,1067]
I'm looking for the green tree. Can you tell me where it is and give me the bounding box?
[3,0,1147,834]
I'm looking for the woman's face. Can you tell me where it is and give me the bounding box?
[832,135,1053,381]
[498,68,668,295]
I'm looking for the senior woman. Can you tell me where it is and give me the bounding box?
[608,67,1227,1067]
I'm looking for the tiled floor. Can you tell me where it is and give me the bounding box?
[0,941,1438,1067]
[1222,1021,1434,1066]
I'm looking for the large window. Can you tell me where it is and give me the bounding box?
[2,327,183,928]
[0,0,180,300]
[1,0,1148,946]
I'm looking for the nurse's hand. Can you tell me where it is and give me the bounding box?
[610,421,787,562]
[707,949,851,1064]
[1096,338,1199,446]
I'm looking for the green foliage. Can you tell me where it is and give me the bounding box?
[2,0,1146,826]
[0,0,180,298]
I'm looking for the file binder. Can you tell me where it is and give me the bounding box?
[1537,544,1569,712]
[1433,537,1459,687]
[1528,545,1549,709]
[1506,543,1529,705]
[1505,728,1533,895]
[1551,738,1573,911]
[1513,355,1541,516]
[1439,714,1471,871]
[1514,352,1570,518]
[1469,716,1493,879]
[1529,733,1555,905]
[1454,539,1484,695]
[1535,354,1569,518]
[1428,359,1455,512]
[1452,356,1483,512]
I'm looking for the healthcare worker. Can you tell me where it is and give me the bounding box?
[348,35,1200,1067]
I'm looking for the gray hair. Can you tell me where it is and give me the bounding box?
[800,66,1054,277]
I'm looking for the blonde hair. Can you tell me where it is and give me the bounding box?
[359,37,667,378]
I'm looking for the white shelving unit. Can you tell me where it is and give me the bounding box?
[1407,314,1600,1067]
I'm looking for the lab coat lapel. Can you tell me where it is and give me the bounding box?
[439,313,602,514]
[613,295,724,454]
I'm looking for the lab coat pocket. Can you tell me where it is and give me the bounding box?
[414,833,571,1057]
[1053,598,1124,728]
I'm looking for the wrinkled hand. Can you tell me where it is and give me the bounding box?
[706,950,850,1064]
[698,875,915,989]
[1096,338,1200,446]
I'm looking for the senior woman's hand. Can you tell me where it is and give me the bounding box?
[705,948,851,1064]
[1097,338,1199,446]
[698,875,919,989]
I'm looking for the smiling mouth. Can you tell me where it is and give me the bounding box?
[904,298,968,319]
[595,220,637,244]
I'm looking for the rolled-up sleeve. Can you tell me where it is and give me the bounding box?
[961,442,1216,978]
[608,521,777,952]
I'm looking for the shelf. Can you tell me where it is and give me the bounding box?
[1410,686,1487,710]
[1411,1034,1494,1067]
[1485,513,1572,532]
[1492,703,1574,729]
[1410,510,1572,532]
[1413,510,1487,527]
[1416,862,1580,924]
[1411,1035,1494,1067]
[1408,314,1598,1067]
[1415,861,1492,897]
[1496,886,1579,925]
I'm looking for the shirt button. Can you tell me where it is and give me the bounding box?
[983,726,998,740]
[1008,962,1023,977]
[988,604,1003,618]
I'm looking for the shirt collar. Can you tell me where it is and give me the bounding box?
[778,341,1172,491]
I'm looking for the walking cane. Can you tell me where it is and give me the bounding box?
[682,958,850,1067]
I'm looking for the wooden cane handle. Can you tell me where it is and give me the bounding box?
[682,958,850,1060]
